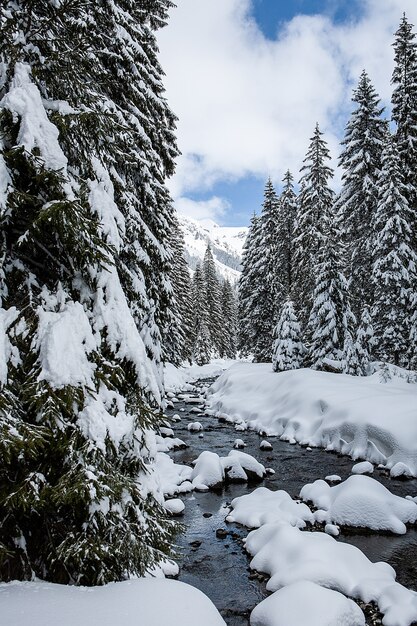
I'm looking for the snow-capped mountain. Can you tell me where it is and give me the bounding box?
[177,214,248,283]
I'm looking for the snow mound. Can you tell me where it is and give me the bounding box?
[207,364,417,476]
[188,422,203,432]
[234,438,246,449]
[0,579,226,626]
[260,440,272,450]
[227,487,314,529]
[300,475,417,534]
[245,523,417,626]
[191,451,224,490]
[352,461,374,474]
[250,580,365,626]
[164,498,185,515]
[155,453,192,497]
[221,450,266,482]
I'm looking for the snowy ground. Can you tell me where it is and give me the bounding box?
[0,578,226,626]
[164,359,239,394]
[207,363,417,477]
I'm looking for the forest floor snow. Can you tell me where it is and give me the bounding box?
[207,363,417,477]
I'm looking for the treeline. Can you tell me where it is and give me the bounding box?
[239,14,417,376]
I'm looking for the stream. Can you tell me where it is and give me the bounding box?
[165,377,417,625]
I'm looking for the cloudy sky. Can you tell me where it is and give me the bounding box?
[157,0,417,226]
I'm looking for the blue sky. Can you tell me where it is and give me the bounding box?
[158,0,417,227]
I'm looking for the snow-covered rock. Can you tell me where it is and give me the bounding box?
[300,475,417,534]
[191,451,225,490]
[164,498,185,516]
[260,440,272,451]
[245,523,417,626]
[226,487,314,529]
[325,474,342,483]
[0,579,226,626]
[188,422,204,432]
[351,461,374,474]
[155,453,193,497]
[234,438,246,449]
[221,450,266,483]
[250,581,365,626]
[207,364,417,476]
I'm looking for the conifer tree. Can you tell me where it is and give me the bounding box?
[238,213,263,357]
[355,306,374,375]
[164,219,193,365]
[272,299,305,372]
[220,279,238,359]
[294,124,335,325]
[371,137,417,367]
[252,179,281,361]
[307,217,353,370]
[0,0,176,585]
[337,70,387,313]
[343,330,362,376]
[191,263,212,365]
[202,244,223,356]
[391,14,417,227]
[276,171,297,302]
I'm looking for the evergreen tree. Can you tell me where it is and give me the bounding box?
[337,70,387,313]
[391,13,417,228]
[355,306,374,375]
[276,170,297,303]
[191,263,212,365]
[343,330,362,376]
[252,179,281,361]
[307,218,353,370]
[272,299,305,372]
[238,213,263,357]
[220,279,238,359]
[164,220,193,365]
[371,137,417,367]
[294,124,335,325]
[202,244,223,356]
[0,0,176,585]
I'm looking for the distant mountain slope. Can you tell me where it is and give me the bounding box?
[178,214,248,283]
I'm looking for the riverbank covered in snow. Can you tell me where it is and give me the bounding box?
[207,363,417,477]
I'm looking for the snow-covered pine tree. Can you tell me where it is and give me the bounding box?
[238,212,263,357]
[0,1,176,585]
[343,330,362,376]
[391,13,417,233]
[355,306,374,375]
[276,171,297,302]
[191,263,212,365]
[252,179,282,361]
[294,124,335,326]
[337,70,387,314]
[371,136,417,367]
[272,299,304,372]
[220,279,238,359]
[202,244,223,356]
[307,214,354,371]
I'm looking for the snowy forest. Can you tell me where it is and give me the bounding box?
[2,3,417,626]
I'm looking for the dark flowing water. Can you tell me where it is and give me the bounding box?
[165,378,417,625]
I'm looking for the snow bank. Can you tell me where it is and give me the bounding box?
[0,579,226,626]
[227,487,314,529]
[250,580,365,626]
[207,363,417,476]
[155,452,192,497]
[245,523,417,626]
[300,475,417,534]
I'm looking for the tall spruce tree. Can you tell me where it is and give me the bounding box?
[307,216,354,370]
[238,213,263,357]
[391,13,417,231]
[371,136,417,367]
[0,0,177,585]
[202,244,223,356]
[337,70,387,314]
[220,279,238,359]
[191,263,212,365]
[276,170,297,305]
[294,124,335,325]
[252,179,281,361]
[272,299,305,372]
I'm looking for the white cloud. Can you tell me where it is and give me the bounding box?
[157,0,417,215]
[175,196,230,222]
